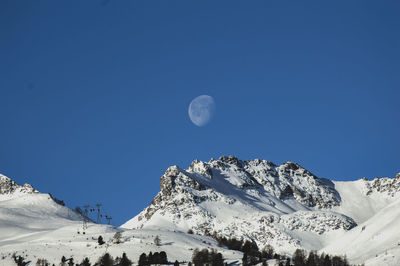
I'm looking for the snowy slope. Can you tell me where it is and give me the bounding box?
[322,197,400,265]
[0,193,81,243]
[324,176,400,265]
[0,224,242,265]
[0,174,38,201]
[0,173,242,265]
[122,156,400,264]
[332,179,398,223]
[0,174,82,244]
[122,157,358,255]
[1,158,399,265]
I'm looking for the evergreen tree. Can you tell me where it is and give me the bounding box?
[242,240,260,265]
[67,258,74,266]
[113,231,123,244]
[174,260,180,266]
[97,253,114,266]
[212,252,224,266]
[36,258,50,266]
[261,244,274,260]
[159,251,168,264]
[192,248,207,266]
[242,252,249,266]
[98,235,105,245]
[192,248,223,266]
[12,254,26,266]
[242,240,258,253]
[306,251,317,266]
[323,254,331,266]
[119,252,132,266]
[192,248,200,266]
[151,252,159,264]
[331,255,349,266]
[292,249,306,266]
[242,251,259,266]
[154,235,161,246]
[138,253,147,266]
[81,257,91,266]
[40,258,48,266]
[60,256,67,266]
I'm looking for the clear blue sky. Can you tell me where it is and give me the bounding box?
[1,1,399,225]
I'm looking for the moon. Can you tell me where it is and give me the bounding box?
[188,95,216,127]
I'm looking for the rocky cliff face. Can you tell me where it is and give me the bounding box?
[144,156,342,220]
[0,174,38,199]
[364,173,400,196]
[124,156,392,253]
[0,174,69,207]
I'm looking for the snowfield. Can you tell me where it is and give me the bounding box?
[323,197,400,265]
[0,156,399,265]
[0,223,243,265]
[0,191,241,265]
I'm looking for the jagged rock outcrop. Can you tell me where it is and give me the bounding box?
[0,174,38,198]
[125,156,377,253]
[0,174,68,207]
[364,173,400,196]
[243,158,341,208]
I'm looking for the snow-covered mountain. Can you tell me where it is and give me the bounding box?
[122,156,400,265]
[0,174,38,200]
[0,157,399,265]
[0,173,241,265]
[0,174,82,242]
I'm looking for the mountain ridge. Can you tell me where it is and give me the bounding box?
[0,157,399,265]
[0,173,38,200]
[122,155,400,263]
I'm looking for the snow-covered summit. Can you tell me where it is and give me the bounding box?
[0,161,399,265]
[124,156,375,254]
[0,173,84,251]
[0,173,39,201]
[122,156,400,261]
[139,156,342,218]
[364,172,400,196]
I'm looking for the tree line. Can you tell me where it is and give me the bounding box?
[10,233,362,266]
[213,235,360,266]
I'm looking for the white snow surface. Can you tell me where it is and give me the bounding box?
[0,173,241,265]
[122,156,400,265]
[1,157,399,265]
[323,195,400,265]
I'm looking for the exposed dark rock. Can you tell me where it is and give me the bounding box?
[218,155,243,168]
[0,174,37,195]
[279,185,294,200]
[49,193,65,206]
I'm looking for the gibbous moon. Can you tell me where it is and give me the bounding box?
[188,95,216,127]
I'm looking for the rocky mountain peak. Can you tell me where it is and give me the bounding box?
[365,173,400,196]
[0,174,66,206]
[188,160,213,178]
[217,155,243,168]
[125,156,362,252]
[282,161,301,171]
[157,156,342,209]
[0,174,38,196]
[135,156,348,229]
